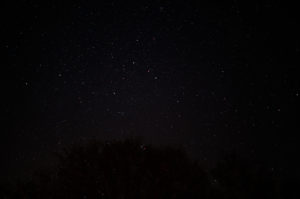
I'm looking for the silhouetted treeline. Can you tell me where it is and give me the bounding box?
[0,138,297,198]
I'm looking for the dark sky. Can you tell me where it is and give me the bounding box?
[2,1,299,181]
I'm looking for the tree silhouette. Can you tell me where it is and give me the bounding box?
[1,139,295,199]
[2,139,211,199]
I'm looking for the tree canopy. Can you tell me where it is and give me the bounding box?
[0,139,295,199]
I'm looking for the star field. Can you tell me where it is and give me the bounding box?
[2,1,299,181]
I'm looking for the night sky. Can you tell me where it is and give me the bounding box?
[2,1,299,181]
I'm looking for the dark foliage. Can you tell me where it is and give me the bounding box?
[0,139,294,198]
